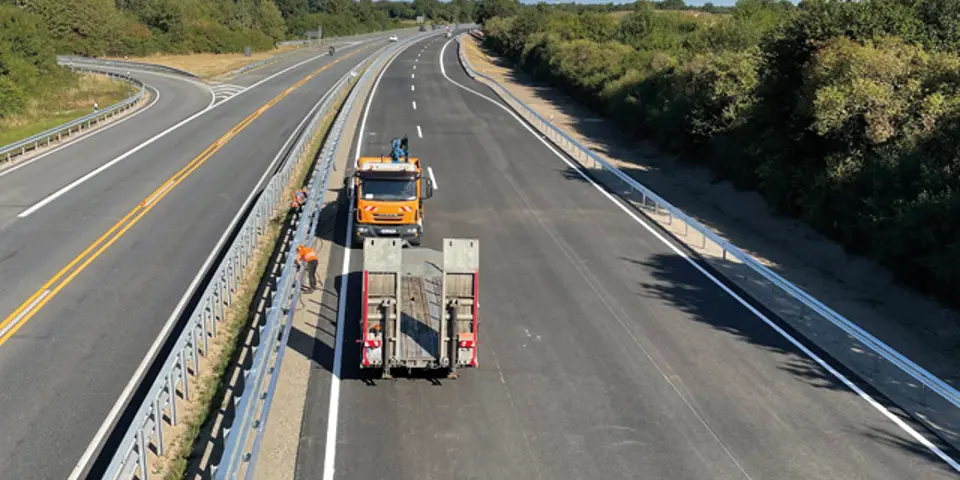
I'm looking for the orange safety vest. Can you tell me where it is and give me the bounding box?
[298,246,318,262]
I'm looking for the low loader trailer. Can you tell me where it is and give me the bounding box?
[359,237,479,378]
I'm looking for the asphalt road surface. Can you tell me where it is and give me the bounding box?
[293,34,960,480]
[0,30,418,480]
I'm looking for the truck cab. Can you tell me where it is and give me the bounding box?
[353,140,433,246]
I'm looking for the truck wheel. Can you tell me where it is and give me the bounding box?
[408,236,421,247]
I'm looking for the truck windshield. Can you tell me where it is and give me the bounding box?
[360,179,417,201]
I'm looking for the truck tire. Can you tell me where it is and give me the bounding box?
[408,236,421,247]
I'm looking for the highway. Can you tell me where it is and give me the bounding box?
[293,34,960,479]
[0,31,417,480]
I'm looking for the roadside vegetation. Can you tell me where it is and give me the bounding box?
[0,72,136,146]
[0,0,478,144]
[481,0,960,309]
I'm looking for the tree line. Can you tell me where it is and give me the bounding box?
[482,0,960,309]
[0,0,477,119]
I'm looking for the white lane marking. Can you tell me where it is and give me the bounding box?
[413,65,416,70]
[322,36,417,480]
[412,101,417,110]
[412,73,415,79]
[78,64,215,108]
[411,85,415,92]
[0,85,162,180]
[417,125,423,138]
[428,166,438,190]
[65,71,348,480]
[0,290,50,339]
[19,42,371,218]
[437,38,960,474]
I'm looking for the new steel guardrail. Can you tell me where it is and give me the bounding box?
[455,33,960,450]
[56,55,200,79]
[0,67,146,164]
[88,31,435,480]
[215,31,435,480]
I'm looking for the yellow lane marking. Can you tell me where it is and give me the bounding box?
[0,46,368,344]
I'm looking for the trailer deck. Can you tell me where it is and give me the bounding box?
[361,238,479,378]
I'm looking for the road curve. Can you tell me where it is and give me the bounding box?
[0,31,416,480]
[291,33,960,480]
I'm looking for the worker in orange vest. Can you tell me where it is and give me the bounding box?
[296,244,319,291]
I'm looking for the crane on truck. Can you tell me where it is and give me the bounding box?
[353,136,434,246]
[359,237,479,379]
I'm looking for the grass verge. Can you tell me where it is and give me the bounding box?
[147,70,361,480]
[0,73,137,146]
[110,45,304,79]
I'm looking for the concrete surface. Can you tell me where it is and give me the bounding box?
[0,30,417,480]
[288,33,960,480]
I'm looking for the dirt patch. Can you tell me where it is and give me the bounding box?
[110,45,304,79]
[461,35,960,387]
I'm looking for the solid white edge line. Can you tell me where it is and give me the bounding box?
[66,60,355,480]
[323,35,423,480]
[437,38,960,473]
[416,125,423,138]
[427,166,438,190]
[0,85,163,180]
[20,40,379,218]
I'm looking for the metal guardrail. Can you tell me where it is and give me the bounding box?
[455,34,960,446]
[0,67,145,164]
[91,31,434,480]
[56,55,200,79]
[215,31,434,480]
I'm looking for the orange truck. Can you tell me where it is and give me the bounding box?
[353,137,434,246]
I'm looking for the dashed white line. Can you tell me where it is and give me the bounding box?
[412,73,415,79]
[413,65,417,70]
[412,101,417,110]
[417,125,423,138]
[411,85,415,92]
[322,37,414,480]
[427,166,438,190]
[437,36,960,475]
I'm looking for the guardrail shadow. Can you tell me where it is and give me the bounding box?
[625,252,846,394]
[624,251,960,472]
[184,202,297,478]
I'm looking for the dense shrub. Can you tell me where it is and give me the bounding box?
[483,0,960,308]
[0,4,72,117]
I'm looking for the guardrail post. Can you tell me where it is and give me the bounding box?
[137,429,149,480]
[153,399,165,456]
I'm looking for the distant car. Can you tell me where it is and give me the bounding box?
[389,35,399,42]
